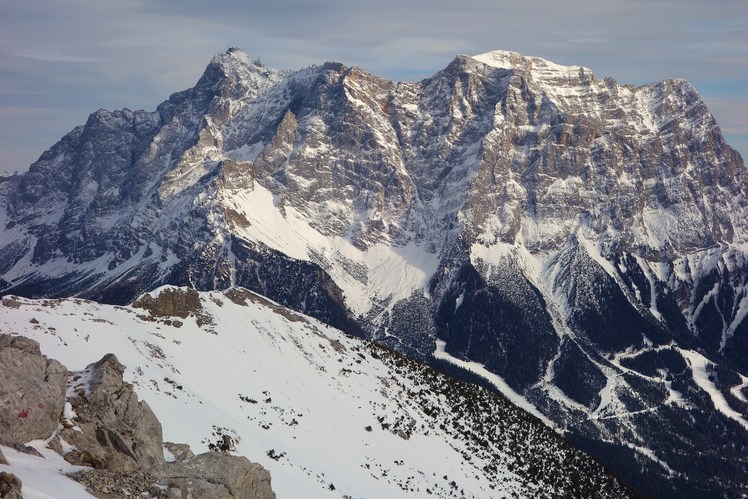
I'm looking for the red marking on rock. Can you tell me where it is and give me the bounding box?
[17,409,28,419]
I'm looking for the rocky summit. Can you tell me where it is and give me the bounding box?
[0,48,747,497]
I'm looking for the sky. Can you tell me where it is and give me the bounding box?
[1,0,746,173]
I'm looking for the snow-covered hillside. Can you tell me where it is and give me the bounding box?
[0,288,629,498]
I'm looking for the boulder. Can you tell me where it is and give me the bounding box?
[0,472,23,499]
[0,334,66,442]
[0,436,43,458]
[164,442,194,462]
[133,288,201,319]
[71,452,275,498]
[60,354,164,471]
[157,452,275,499]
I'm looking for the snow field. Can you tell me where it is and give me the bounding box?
[0,290,534,498]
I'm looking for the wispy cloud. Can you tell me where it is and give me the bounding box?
[13,49,104,63]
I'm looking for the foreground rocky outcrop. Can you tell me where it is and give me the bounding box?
[0,333,275,498]
[0,334,66,444]
[0,471,22,499]
[56,353,166,472]
[71,452,274,498]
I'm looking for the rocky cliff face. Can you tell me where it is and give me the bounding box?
[0,334,67,443]
[1,48,747,497]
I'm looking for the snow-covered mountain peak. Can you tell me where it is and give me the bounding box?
[471,49,593,79]
[224,47,259,64]
[189,47,289,108]
[209,47,271,73]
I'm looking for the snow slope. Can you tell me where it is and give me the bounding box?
[0,288,628,498]
[1,443,93,499]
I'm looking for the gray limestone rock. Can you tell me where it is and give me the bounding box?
[132,288,202,319]
[0,472,22,499]
[68,468,157,498]
[60,354,164,471]
[70,452,275,499]
[0,437,42,459]
[157,452,275,499]
[163,442,194,462]
[0,334,66,442]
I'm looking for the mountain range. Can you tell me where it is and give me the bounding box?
[1,47,747,497]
